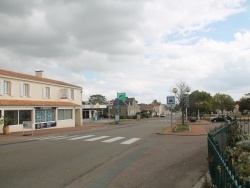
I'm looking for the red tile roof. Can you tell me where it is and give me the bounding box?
[0,69,82,88]
[0,99,80,107]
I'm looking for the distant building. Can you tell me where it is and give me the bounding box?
[111,97,140,117]
[139,100,166,117]
[0,69,82,133]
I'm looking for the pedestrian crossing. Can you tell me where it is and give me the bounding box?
[34,134,141,145]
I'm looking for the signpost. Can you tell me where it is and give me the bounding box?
[167,96,175,132]
[23,121,33,136]
[116,92,126,124]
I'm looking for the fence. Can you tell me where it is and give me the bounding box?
[207,118,250,188]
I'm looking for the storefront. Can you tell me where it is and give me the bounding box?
[82,104,107,119]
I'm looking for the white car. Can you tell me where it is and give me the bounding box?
[160,114,166,117]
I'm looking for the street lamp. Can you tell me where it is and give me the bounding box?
[185,87,190,122]
[171,88,178,131]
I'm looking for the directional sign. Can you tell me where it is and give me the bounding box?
[167,96,175,105]
[118,92,126,100]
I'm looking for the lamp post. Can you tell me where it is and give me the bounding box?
[185,87,190,122]
[172,88,178,132]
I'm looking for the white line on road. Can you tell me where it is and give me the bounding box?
[120,138,141,145]
[84,136,110,141]
[53,135,81,140]
[102,137,125,143]
[68,135,95,140]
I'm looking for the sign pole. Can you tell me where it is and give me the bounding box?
[170,105,173,132]
[108,102,110,124]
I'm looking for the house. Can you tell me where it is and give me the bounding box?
[139,100,166,117]
[0,69,82,133]
[111,97,140,118]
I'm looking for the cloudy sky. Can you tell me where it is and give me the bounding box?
[0,0,249,103]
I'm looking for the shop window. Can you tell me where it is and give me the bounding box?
[35,109,55,123]
[19,110,32,124]
[4,110,18,125]
[58,109,72,120]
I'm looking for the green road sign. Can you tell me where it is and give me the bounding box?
[118,92,126,100]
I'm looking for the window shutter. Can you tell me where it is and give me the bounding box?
[72,89,75,100]
[10,81,14,97]
[67,89,71,100]
[20,82,23,97]
[49,87,52,99]
[0,80,3,96]
[29,84,32,97]
[42,86,45,99]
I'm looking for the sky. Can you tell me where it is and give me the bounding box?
[0,0,250,104]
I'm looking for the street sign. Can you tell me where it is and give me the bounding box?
[118,92,126,100]
[167,96,175,105]
[109,100,113,105]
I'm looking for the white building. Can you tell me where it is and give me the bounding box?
[0,69,82,133]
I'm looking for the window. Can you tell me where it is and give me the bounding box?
[35,109,55,123]
[4,110,32,125]
[4,110,18,125]
[3,81,10,94]
[58,109,72,120]
[23,84,29,97]
[70,89,74,100]
[45,87,50,98]
[19,110,32,124]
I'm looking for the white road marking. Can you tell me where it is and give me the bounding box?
[53,135,80,140]
[102,137,125,143]
[68,135,95,140]
[120,138,141,145]
[37,136,61,140]
[84,136,110,141]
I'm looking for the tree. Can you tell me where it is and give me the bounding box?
[189,90,212,117]
[88,94,107,104]
[211,93,235,113]
[172,82,190,125]
[238,94,250,115]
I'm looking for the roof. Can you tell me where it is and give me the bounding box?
[0,69,82,88]
[0,99,80,107]
[139,104,154,111]
[113,97,136,106]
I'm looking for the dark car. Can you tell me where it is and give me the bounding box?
[210,114,233,122]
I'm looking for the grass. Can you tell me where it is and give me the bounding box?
[175,124,190,132]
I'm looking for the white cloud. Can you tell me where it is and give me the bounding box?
[0,0,248,103]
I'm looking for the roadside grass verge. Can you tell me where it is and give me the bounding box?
[175,124,190,132]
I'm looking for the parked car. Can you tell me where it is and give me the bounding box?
[210,114,233,122]
[160,114,166,117]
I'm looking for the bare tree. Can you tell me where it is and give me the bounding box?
[172,82,191,125]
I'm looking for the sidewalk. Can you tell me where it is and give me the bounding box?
[156,119,210,136]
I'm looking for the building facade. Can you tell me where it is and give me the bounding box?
[111,97,140,117]
[0,69,82,133]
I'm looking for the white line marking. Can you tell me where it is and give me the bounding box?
[53,135,80,140]
[68,135,95,140]
[37,136,60,140]
[120,138,141,145]
[84,136,110,141]
[102,137,125,143]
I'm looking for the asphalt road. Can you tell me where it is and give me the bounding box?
[0,115,208,188]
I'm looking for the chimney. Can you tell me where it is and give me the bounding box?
[35,70,44,78]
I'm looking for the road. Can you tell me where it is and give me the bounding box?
[0,115,208,188]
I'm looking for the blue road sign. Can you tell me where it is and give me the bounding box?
[167,96,175,105]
